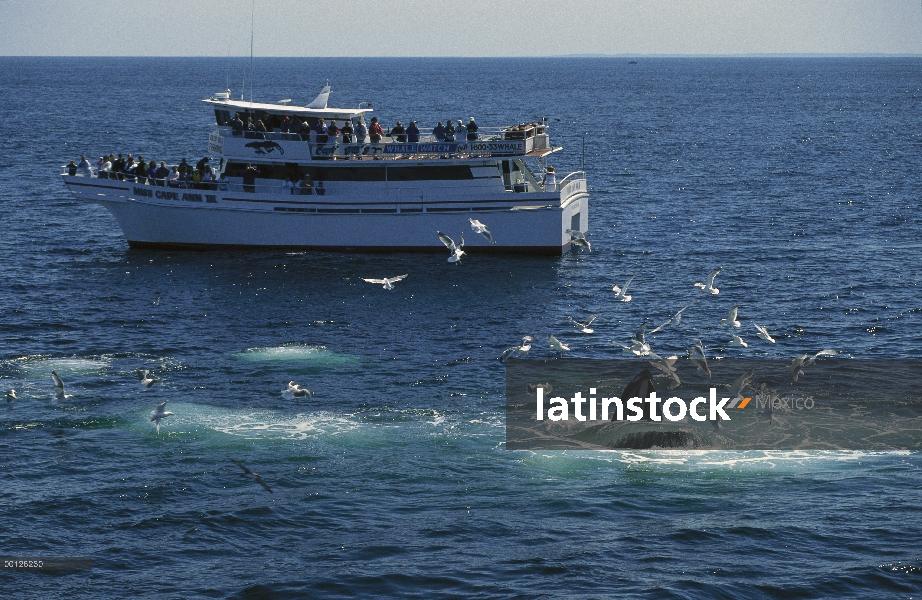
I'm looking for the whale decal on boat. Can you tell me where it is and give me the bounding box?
[245,140,285,155]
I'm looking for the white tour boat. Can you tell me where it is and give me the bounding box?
[61,85,589,255]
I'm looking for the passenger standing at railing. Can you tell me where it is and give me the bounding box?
[341,120,354,143]
[355,120,367,143]
[369,117,383,143]
[232,114,244,135]
[433,122,445,141]
[113,154,126,180]
[299,172,313,195]
[280,115,291,133]
[407,121,420,143]
[315,118,329,144]
[543,166,557,191]
[98,156,112,179]
[466,117,478,140]
[125,156,137,182]
[456,120,467,142]
[202,166,215,190]
[135,156,147,183]
[243,164,259,193]
[155,161,170,187]
[328,120,340,142]
[256,120,268,138]
[167,166,181,187]
[78,155,93,177]
[217,173,229,191]
[179,158,192,180]
[147,160,158,184]
[298,120,311,141]
[443,120,455,142]
[392,121,407,143]
[67,160,78,176]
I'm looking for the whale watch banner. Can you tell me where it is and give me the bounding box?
[505,359,922,450]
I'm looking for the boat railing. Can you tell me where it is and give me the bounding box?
[215,125,552,158]
[557,171,587,202]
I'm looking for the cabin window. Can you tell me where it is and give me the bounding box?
[387,166,474,181]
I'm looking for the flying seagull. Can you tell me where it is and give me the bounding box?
[140,369,162,388]
[437,231,465,263]
[568,313,600,334]
[611,323,659,358]
[724,370,755,405]
[649,300,699,334]
[149,401,174,434]
[649,355,681,388]
[790,349,839,384]
[693,267,721,295]
[688,339,711,378]
[230,459,273,493]
[754,323,776,343]
[729,334,748,348]
[469,219,496,244]
[499,335,534,363]
[283,381,314,398]
[612,276,635,302]
[362,274,408,290]
[566,229,591,252]
[548,334,570,356]
[720,306,741,327]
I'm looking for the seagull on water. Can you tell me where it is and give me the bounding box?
[231,459,273,493]
[5,389,17,402]
[548,334,570,357]
[526,382,553,394]
[283,381,314,398]
[568,313,600,334]
[754,323,776,344]
[693,267,721,295]
[362,274,408,290]
[612,275,635,302]
[688,339,711,378]
[149,401,174,434]
[437,231,465,263]
[499,335,534,363]
[51,370,65,397]
[140,369,162,388]
[469,219,496,244]
[729,334,748,348]
[720,306,741,327]
[566,229,591,252]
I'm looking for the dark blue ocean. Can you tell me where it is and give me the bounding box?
[1,57,922,598]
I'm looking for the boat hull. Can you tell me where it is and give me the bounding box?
[62,176,588,255]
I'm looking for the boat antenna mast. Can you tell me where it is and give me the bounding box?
[249,0,255,104]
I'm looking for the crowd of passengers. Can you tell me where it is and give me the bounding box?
[231,113,479,144]
[66,154,230,189]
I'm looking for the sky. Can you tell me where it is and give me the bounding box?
[1,0,922,57]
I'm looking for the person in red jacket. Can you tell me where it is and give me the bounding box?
[369,117,384,143]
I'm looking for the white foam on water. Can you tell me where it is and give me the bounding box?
[137,401,363,441]
[234,344,358,365]
[520,449,911,474]
[12,356,111,378]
